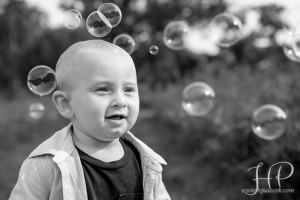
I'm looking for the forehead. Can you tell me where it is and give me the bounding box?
[76,48,130,63]
[74,49,135,73]
[67,49,137,87]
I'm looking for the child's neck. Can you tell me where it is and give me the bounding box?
[73,134,124,162]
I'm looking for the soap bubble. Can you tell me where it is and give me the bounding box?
[27,65,56,96]
[182,82,215,116]
[283,7,300,60]
[283,31,300,62]
[98,3,122,28]
[291,20,300,56]
[86,11,112,37]
[209,12,243,47]
[149,45,159,55]
[63,9,82,29]
[163,21,190,50]
[29,102,45,120]
[251,104,287,141]
[113,34,135,54]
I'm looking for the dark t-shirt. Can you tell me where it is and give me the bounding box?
[75,138,144,200]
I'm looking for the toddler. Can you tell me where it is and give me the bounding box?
[9,40,171,200]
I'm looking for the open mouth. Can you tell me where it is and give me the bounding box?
[106,115,126,120]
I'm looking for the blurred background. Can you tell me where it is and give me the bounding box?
[1,0,300,199]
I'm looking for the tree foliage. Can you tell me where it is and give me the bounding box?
[0,0,291,91]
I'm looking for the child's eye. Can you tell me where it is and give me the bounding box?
[95,87,109,92]
[124,87,135,93]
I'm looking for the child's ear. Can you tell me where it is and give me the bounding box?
[52,90,74,119]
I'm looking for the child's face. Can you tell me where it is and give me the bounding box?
[67,50,139,142]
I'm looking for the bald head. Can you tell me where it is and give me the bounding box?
[55,40,133,91]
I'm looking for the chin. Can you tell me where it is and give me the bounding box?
[111,129,127,138]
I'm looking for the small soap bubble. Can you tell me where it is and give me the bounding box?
[209,12,243,47]
[98,3,122,28]
[27,65,56,96]
[163,21,190,50]
[86,11,112,37]
[63,9,82,29]
[149,45,159,55]
[29,102,45,120]
[251,104,287,141]
[113,34,135,55]
[182,82,215,116]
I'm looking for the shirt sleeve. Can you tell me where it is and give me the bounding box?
[8,158,48,200]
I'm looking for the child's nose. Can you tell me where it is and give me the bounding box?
[111,91,127,108]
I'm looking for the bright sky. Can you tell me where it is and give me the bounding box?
[225,0,300,10]
[25,0,65,27]
[225,0,300,28]
[25,0,300,28]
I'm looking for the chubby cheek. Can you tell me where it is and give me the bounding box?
[79,101,107,122]
[91,105,107,122]
[128,98,140,124]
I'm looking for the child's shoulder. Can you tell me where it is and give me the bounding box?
[122,131,167,166]
[28,124,72,159]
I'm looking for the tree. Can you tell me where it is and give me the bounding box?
[0,0,46,90]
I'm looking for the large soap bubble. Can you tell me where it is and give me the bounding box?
[27,65,56,96]
[86,11,112,37]
[113,34,136,55]
[98,3,122,28]
[283,31,300,62]
[209,12,243,47]
[251,104,287,140]
[163,21,190,50]
[291,19,300,58]
[63,9,82,29]
[182,82,215,116]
